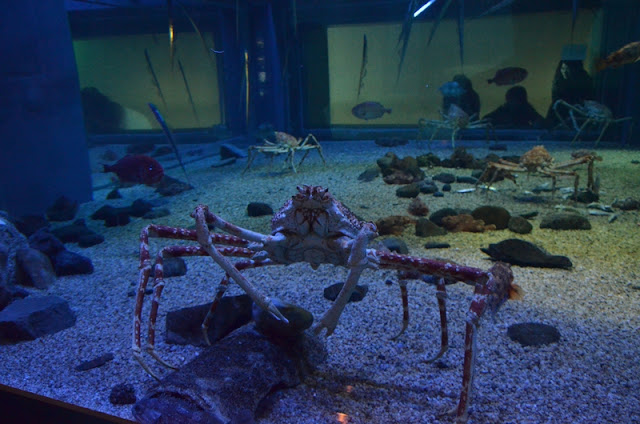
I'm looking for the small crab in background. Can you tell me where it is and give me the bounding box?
[243,131,326,173]
[553,99,634,145]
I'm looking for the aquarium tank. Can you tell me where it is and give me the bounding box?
[1,1,639,424]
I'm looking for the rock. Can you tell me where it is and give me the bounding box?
[155,176,194,197]
[247,202,273,217]
[424,242,451,249]
[46,196,78,222]
[471,205,511,230]
[105,211,130,227]
[0,217,30,287]
[0,295,76,342]
[432,172,456,184]
[416,153,441,168]
[441,183,452,192]
[456,175,478,184]
[380,237,409,254]
[481,239,572,269]
[15,248,56,289]
[429,208,458,226]
[323,282,368,303]
[165,295,252,346]
[540,213,591,230]
[53,250,94,276]
[106,189,122,199]
[13,215,49,237]
[415,218,448,237]
[109,383,137,405]
[378,153,425,184]
[507,322,561,346]
[419,180,438,194]
[142,208,171,219]
[77,232,105,248]
[358,166,380,182]
[442,214,495,233]
[75,353,115,371]
[162,257,187,278]
[51,219,103,247]
[220,143,247,159]
[507,216,533,234]
[253,299,314,340]
[133,325,326,424]
[612,197,640,210]
[433,191,444,197]
[408,197,429,217]
[575,189,599,204]
[375,216,416,236]
[128,199,154,217]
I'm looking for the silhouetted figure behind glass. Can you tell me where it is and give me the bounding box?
[545,60,595,128]
[483,86,544,129]
[442,74,481,118]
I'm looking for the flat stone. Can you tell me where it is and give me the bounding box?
[507,322,561,346]
[0,295,76,342]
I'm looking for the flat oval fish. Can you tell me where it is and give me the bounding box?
[103,154,164,186]
[596,40,640,71]
[351,101,392,121]
[488,67,528,86]
[438,81,465,97]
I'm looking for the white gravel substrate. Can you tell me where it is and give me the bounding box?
[1,140,639,424]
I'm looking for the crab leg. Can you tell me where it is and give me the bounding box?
[194,206,288,324]
[313,223,378,336]
[390,279,409,340]
[426,278,449,363]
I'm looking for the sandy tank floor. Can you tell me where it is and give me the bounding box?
[1,139,639,424]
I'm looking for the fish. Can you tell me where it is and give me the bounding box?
[144,48,167,109]
[357,34,368,100]
[148,103,190,184]
[103,155,164,186]
[168,0,175,70]
[596,41,640,71]
[487,67,528,85]
[475,0,516,18]
[351,101,392,121]
[396,0,418,82]
[178,59,199,124]
[439,81,465,97]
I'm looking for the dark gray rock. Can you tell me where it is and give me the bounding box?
[456,175,478,184]
[507,322,561,346]
[424,242,451,249]
[429,208,458,227]
[15,248,56,289]
[155,176,194,197]
[415,218,448,237]
[133,324,326,424]
[13,215,49,237]
[162,257,187,278]
[612,197,640,210]
[51,219,103,247]
[380,237,409,254]
[395,183,420,198]
[46,196,78,222]
[432,172,456,184]
[433,191,444,197]
[110,383,137,405]
[472,205,511,230]
[247,202,273,217]
[0,295,76,342]
[575,189,599,204]
[508,216,533,234]
[220,143,247,159]
[76,353,115,371]
[253,299,314,340]
[77,232,105,247]
[1,217,30,287]
[419,180,438,194]
[540,213,591,230]
[441,183,452,192]
[358,166,380,182]
[128,199,155,217]
[323,282,368,303]
[53,250,94,276]
[165,295,252,347]
[481,239,572,269]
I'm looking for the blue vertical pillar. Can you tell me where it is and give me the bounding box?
[0,0,92,216]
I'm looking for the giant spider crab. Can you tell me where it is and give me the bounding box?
[243,131,326,173]
[553,99,633,145]
[133,185,521,423]
[477,145,602,195]
[418,104,494,149]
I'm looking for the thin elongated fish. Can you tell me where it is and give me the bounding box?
[168,0,176,70]
[427,0,452,46]
[396,0,418,82]
[571,0,579,39]
[144,48,167,109]
[357,34,368,100]
[178,1,214,66]
[178,59,199,124]
[244,49,249,126]
[457,0,464,66]
[475,0,515,18]
[148,103,190,184]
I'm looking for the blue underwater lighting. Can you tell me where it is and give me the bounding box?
[413,0,437,18]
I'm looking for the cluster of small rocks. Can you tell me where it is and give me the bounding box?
[91,198,170,227]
